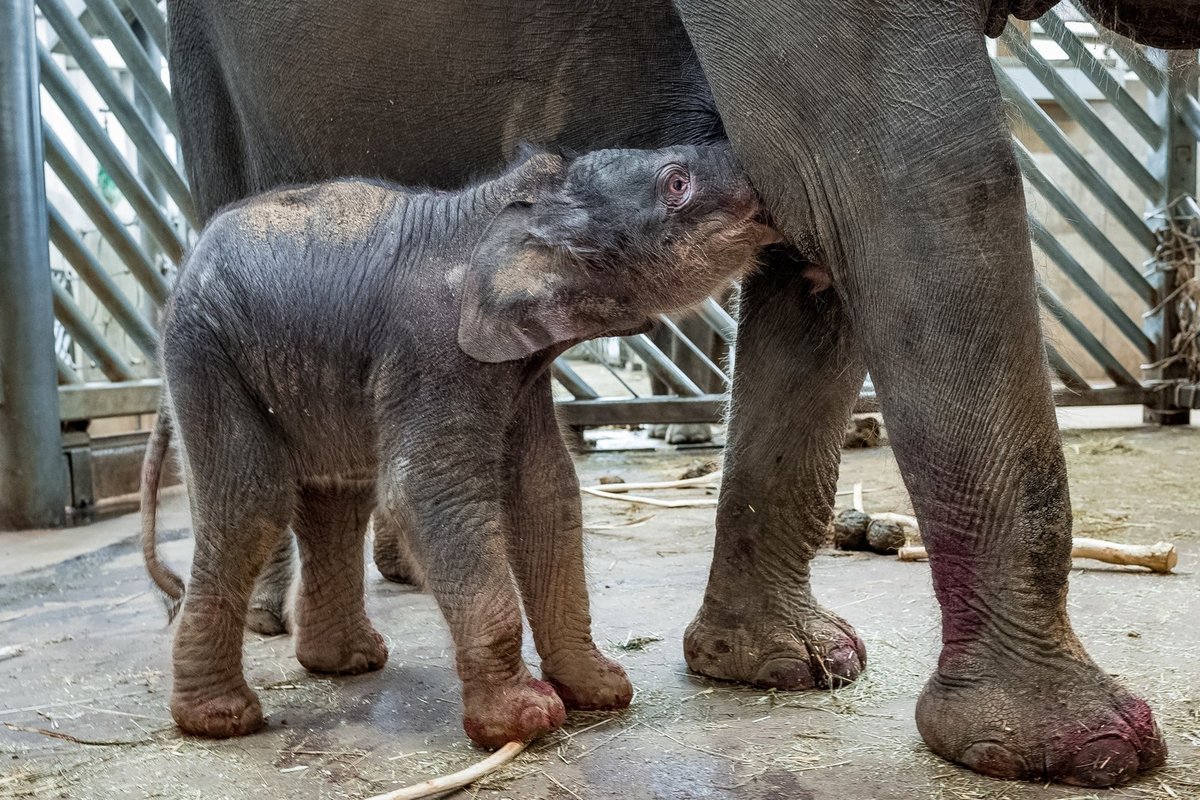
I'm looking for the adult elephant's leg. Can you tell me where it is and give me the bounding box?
[675,0,1164,787]
[685,258,866,689]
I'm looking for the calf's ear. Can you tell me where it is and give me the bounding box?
[458,204,646,363]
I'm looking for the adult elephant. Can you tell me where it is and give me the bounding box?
[166,0,1197,787]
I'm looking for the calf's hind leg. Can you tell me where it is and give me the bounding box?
[169,394,295,738]
[292,482,388,675]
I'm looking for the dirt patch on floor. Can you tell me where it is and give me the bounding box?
[1,426,1197,799]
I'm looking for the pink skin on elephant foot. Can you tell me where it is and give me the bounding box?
[684,602,866,690]
[295,624,388,675]
[170,684,264,738]
[542,649,633,711]
[917,654,1166,788]
[462,678,567,748]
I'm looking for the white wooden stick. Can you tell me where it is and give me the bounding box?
[587,472,721,493]
[898,539,1178,574]
[363,741,526,800]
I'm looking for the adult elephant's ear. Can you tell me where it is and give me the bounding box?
[458,204,644,363]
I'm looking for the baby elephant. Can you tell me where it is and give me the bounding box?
[142,144,776,747]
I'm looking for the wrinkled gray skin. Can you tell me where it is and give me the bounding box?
[143,145,775,748]
[166,0,1198,786]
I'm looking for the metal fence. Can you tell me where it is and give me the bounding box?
[0,0,1198,527]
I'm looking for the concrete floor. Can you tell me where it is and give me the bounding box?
[1,418,1198,800]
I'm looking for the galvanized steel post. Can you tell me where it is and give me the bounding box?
[0,0,68,528]
[1143,49,1198,425]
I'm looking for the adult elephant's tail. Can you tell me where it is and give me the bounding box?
[142,405,185,620]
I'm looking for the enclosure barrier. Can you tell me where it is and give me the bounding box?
[0,0,1197,526]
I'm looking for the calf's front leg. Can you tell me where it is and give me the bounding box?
[381,414,565,747]
[503,375,632,710]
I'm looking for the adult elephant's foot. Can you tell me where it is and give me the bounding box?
[296,621,388,675]
[684,600,865,689]
[462,677,567,748]
[664,423,713,445]
[171,683,264,738]
[542,648,633,711]
[918,650,1166,787]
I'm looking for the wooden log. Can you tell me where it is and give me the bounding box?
[898,538,1178,574]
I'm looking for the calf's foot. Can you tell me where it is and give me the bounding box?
[542,648,633,711]
[685,600,865,689]
[296,623,388,675]
[918,650,1166,788]
[171,684,264,738]
[462,677,567,748]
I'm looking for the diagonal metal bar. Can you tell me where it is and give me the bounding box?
[35,1,194,225]
[1045,343,1092,392]
[57,354,83,384]
[1172,91,1200,143]
[1001,28,1161,199]
[995,65,1157,251]
[1068,2,1166,95]
[38,46,186,262]
[1037,282,1139,386]
[1013,140,1154,305]
[124,0,167,55]
[43,125,170,305]
[1028,216,1154,357]
[51,280,137,382]
[1037,10,1161,146]
[47,204,159,361]
[80,0,178,133]
[656,314,729,388]
[551,361,600,400]
[698,297,737,345]
[622,334,704,396]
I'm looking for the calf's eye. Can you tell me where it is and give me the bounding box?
[656,165,693,210]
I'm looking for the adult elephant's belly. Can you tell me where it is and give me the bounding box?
[199,0,723,195]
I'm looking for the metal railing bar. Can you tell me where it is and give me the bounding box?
[583,340,642,397]
[551,361,601,400]
[1029,217,1154,357]
[1013,140,1154,305]
[995,65,1158,251]
[1036,282,1139,386]
[1037,10,1162,146]
[1001,29,1162,199]
[1045,343,1092,392]
[43,125,170,305]
[50,280,137,381]
[1174,92,1200,143]
[698,297,737,345]
[124,0,167,55]
[655,314,730,388]
[57,354,83,385]
[79,0,178,134]
[38,46,186,262]
[34,3,194,224]
[47,204,159,361]
[622,334,704,396]
[1067,2,1166,94]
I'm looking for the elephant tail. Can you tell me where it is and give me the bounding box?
[142,405,185,621]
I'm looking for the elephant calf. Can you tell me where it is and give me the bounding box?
[142,145,777,747]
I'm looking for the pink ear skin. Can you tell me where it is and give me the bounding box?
[803,264,832,294]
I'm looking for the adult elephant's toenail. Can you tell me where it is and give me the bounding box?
[959,742,1028,781]
[1060,737,1138,788]
[753,657,816,691]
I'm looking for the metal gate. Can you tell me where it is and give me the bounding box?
[1,0,1198,527]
